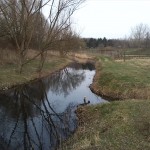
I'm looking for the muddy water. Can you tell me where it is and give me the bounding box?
[0,62,106,150]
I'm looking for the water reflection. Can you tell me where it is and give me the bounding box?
[44,68,85,97]
[0,62,106,150]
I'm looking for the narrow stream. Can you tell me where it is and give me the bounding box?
[0,61,106,150]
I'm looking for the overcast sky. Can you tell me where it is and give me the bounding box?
[72,0,150,39]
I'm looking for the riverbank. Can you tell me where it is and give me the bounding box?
[0,51,95,91]
[60,56,150,150]
[1,53,150,149]
[0,55,71,91]
[91,57,150,100]
[62,100,150,150]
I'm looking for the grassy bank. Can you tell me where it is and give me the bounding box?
[0,55,71,90]
[60,56,150,150]
[62,100,150,150]
[91,57,150,99]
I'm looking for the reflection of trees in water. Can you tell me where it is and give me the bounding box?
[0,81,77,150]
[69,61,95,71]
[43,68,85,97]
[0,62,95,149]
[0,84,42,119]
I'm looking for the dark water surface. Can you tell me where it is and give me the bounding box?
[0,62,106,150]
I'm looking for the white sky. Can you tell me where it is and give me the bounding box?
[72,0,150,39]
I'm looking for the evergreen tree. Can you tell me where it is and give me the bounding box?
[103,37,107,47]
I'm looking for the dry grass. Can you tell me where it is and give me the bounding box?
[74,53,93,59]
[0,49,96,90]
[26,49,60,59]
[61,100,150,150]
[0,51,71,90]
[0,49,18,65]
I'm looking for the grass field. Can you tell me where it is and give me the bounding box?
[60,56,150,150]
[91,57,150,100]
[125,48,150,55]
[62,100,150,150]
[1,51,150,150]
[0,50,94,91]
[0,55,71,90]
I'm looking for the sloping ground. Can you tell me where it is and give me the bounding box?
[91,57,150,100]
[0,51,95,91]
[62,100,150,150]
[0,55,71,91]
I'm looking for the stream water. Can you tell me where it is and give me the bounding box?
[0,61,106,150]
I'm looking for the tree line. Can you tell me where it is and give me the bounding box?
[84,37,114,48]
[84,23,150,50]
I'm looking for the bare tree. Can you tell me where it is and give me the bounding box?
[33,0,86,72]
[145,31,150,48]
[0,0,51,72]
[130,23,150,48]
[0,0,85,73]
[50,27,83,56]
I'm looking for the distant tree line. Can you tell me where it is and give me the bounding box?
[84,23,150,50]
[84,37,119,48]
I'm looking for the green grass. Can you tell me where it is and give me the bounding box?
[62,100,150,150]
[92,57,150,99]
[0,56,70,90]
[125,48,150,55]
[60,55,150,150]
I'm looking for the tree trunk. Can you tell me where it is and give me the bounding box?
[38,51,47,73]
